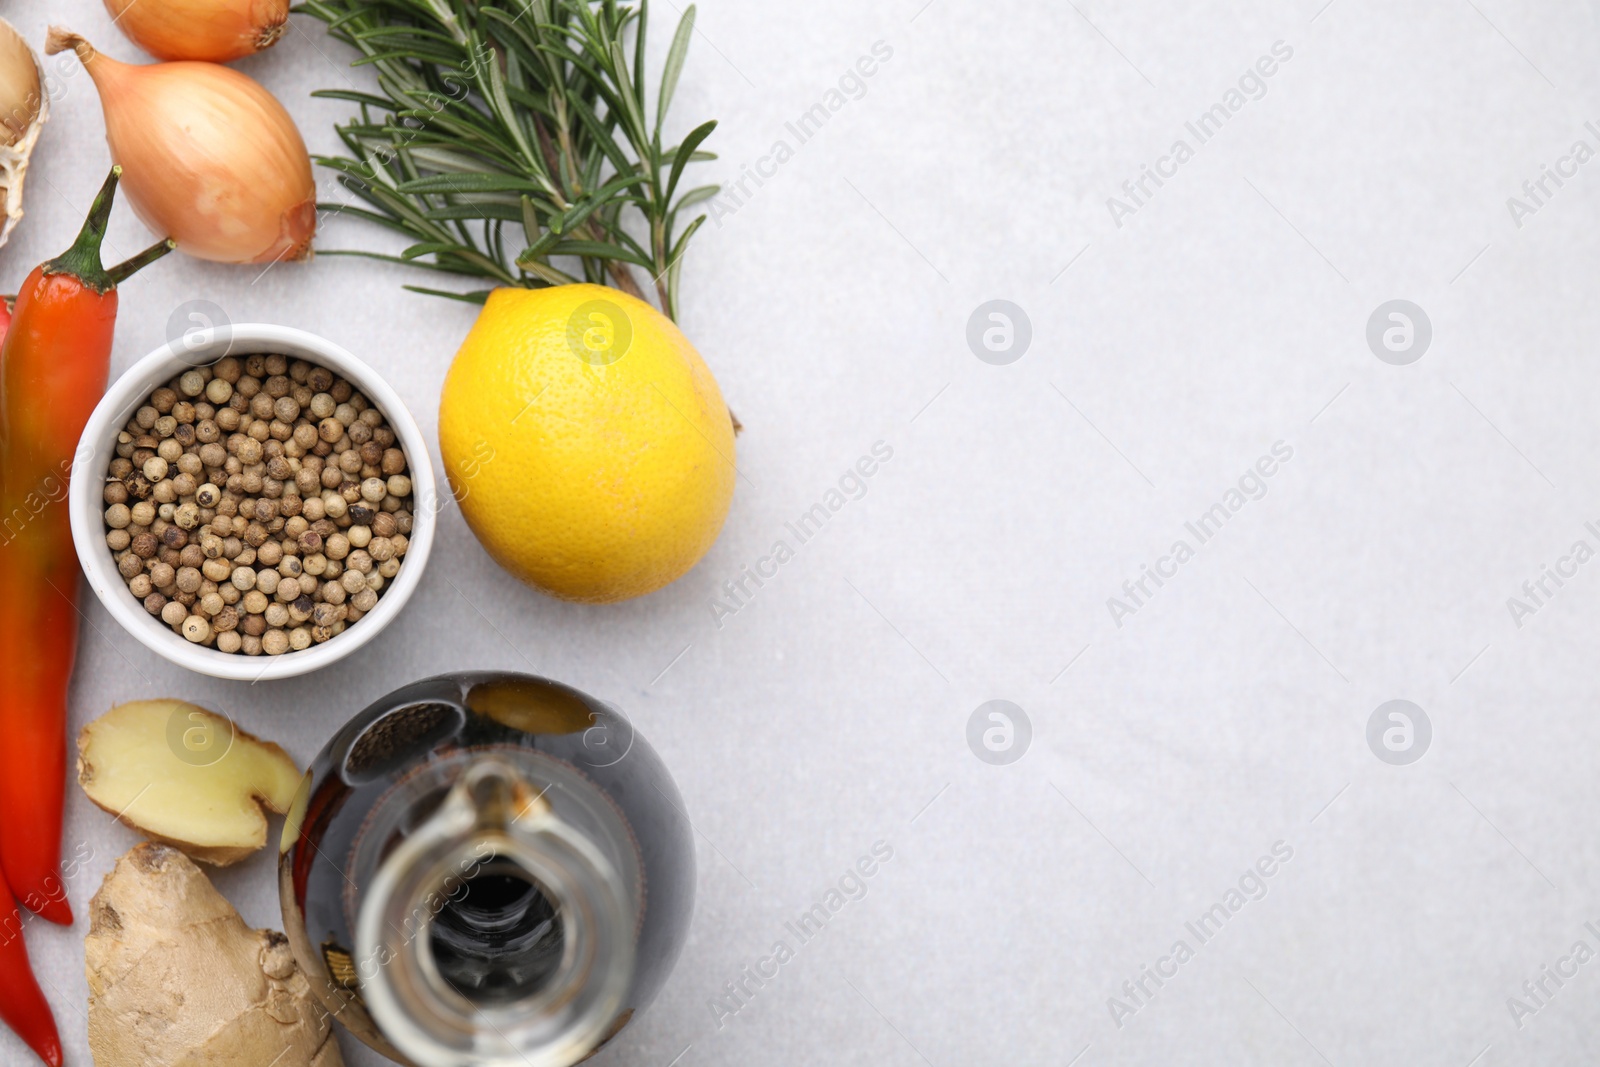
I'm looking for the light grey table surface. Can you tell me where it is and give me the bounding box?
[9,0,1600,1064]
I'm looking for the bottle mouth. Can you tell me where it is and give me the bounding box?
[427,858,566,1006]
[355,760,635,1067]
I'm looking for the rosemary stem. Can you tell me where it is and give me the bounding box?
[301,0,710,319]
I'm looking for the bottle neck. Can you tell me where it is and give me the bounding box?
[355,759,635,1067]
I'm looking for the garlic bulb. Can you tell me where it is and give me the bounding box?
[0,17,49,249]
[46,28,315,265]
[102,0,290,63]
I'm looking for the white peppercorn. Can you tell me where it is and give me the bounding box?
[107,358,413,655]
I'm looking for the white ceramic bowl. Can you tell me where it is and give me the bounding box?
[70,324,436,681]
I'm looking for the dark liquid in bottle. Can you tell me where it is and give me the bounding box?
[279,673,696,1062]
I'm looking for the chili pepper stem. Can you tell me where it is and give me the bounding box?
[42,165,122,293]
[108,237,176,285]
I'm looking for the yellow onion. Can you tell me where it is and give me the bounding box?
[0,17,48,248]
[103,0,289,63]
[46,28,315,265]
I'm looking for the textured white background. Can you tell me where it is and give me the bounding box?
[8,0,1600,1064]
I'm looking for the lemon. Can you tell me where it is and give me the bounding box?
[438,284,736,604]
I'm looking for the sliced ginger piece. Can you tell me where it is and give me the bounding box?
[77,699,303,866]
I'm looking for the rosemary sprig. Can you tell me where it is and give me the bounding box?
[295,0,718,321]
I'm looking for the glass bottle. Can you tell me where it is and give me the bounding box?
[279,672,696,1066]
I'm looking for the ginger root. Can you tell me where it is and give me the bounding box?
[86,843,343,1067]
[77,699,302,865]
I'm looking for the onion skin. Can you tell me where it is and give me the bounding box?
[103,0,289,63]
[47,29,314,265]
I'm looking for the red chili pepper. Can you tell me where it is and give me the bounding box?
[0,297,54,1067]
[0,167,171,928]
[0,864,61,1067]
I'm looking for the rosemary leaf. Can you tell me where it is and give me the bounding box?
[297,0,714,319]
